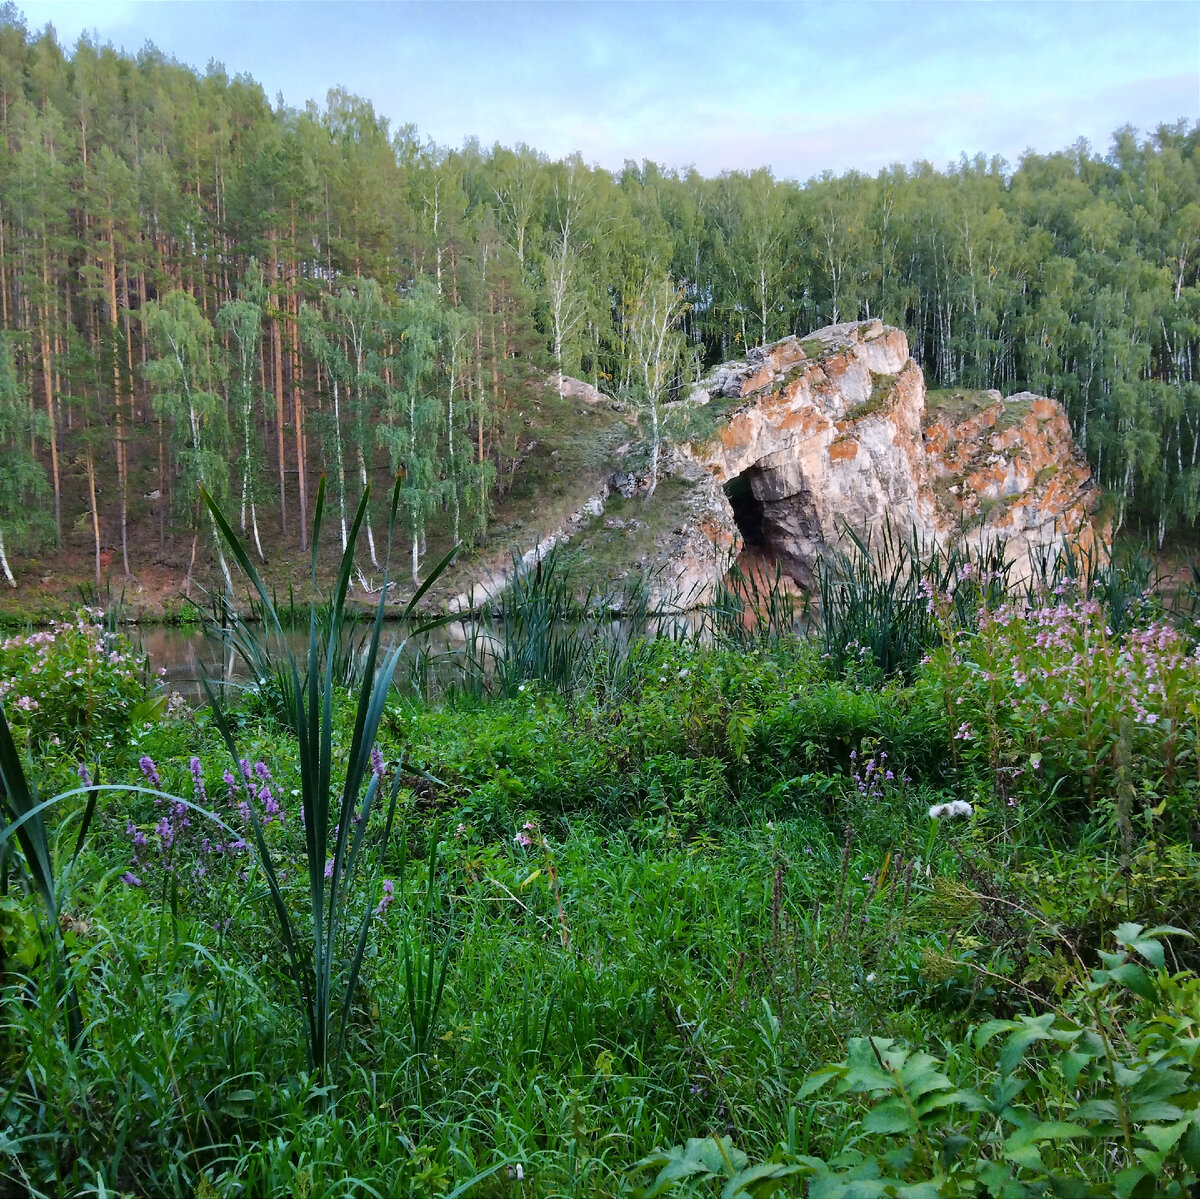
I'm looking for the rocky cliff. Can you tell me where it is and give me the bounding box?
[645,319,1101,606]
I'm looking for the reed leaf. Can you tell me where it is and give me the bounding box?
[201,474,457,1079]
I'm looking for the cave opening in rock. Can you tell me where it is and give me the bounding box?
[724,469,768,553]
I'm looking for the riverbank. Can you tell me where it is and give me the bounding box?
[4,555,1200,1195]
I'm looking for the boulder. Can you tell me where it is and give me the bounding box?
[648,320,1102,606]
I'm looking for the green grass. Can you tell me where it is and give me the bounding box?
[843,372,898,422]
[5,540,1200,1196]
[924,387,1000,425]
[561,474,702,591]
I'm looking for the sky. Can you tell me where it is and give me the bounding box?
[11,1,1200,180]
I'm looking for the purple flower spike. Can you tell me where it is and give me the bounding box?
[189,757,208,802]
[375,878,395,917]
[371,747,385,779]
[139,756,161,789]
[120,872,142,887]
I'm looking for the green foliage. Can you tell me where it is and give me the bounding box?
[818,521,1010,681]
[637,925,1200,1197]
[143,290,230,523]
[200,476,420,1078]
[0,334,49,583]
[12,523,1200,1195]
[0,612,148,753]
[920,588,1200,826]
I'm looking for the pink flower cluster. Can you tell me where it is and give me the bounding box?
[938,592,1200,807]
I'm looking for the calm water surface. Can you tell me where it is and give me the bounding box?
[131,621,482,703]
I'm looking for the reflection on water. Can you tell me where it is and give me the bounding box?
[131,621,482,704]
[131,612,704,705]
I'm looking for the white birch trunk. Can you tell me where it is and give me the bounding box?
[0,530,15,587]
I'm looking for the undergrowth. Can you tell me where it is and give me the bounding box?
[3,524,1200,1196]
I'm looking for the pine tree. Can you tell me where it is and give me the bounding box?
[0,334,49,586]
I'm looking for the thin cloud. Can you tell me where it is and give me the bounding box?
[11,0,1199,177]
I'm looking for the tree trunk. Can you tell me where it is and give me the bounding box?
[0,530,15,587]
[107,223,130,576]
[85,443,101,585]
[290,280,307,551]
[38,302,62,546]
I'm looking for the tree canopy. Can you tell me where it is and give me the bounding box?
[0,6,1197,587]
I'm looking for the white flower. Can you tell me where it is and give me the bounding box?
[865,972,877,985]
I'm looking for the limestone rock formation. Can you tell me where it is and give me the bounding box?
[649,319,1101,606]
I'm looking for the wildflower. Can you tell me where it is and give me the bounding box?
[189,758,208,802]
[375,879,395,917]
[370,747,385,779]
[120,872,142,887]
[77,764,92,787]
[455,822,468,837]
[514,831,533,848]
[139,756,161,789]
[155,817,175,850]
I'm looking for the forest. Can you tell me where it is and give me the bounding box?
[0,6,1197,593]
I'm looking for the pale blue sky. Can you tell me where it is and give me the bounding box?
[12,1,1200,179]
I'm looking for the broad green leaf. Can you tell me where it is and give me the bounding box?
[721,1162,810,1199]
[1072,1098,1118,1122]
[1108,962,1157,1001]
[1139,1118,1190,1155]
[800,1068,844,1099]
[1114,923,1189,971]
[1113,1166,1153,1199]
[863,1097,916,1135]
[1000,1014,1057,1075]
[975,1018,1018,1052]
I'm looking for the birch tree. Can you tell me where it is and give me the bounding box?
[380,279,442,584]
[142,291,233,596]
[216,260,268,561]
[624,272,690,499]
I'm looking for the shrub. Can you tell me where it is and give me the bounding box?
[0,610,151,752]
[922,594,1200,827]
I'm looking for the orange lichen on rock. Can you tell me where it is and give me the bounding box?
[664,320,1103,606]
